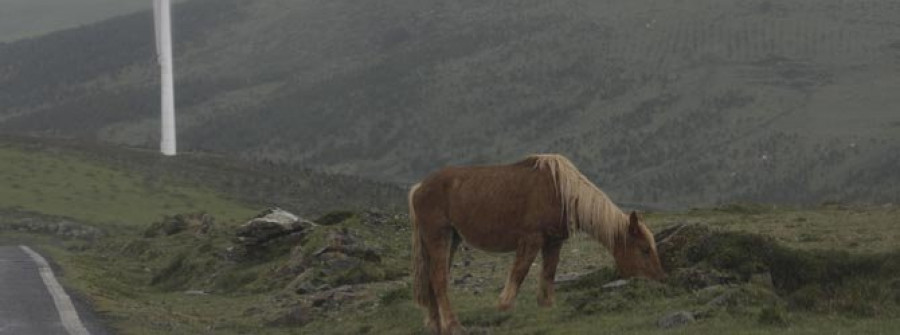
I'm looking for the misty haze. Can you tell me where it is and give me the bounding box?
[1,0,898,334]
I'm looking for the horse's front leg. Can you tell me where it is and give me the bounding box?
[498,237,542,311]
[538,240,563,307]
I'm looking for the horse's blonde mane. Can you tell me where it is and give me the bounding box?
[530,154,628,250]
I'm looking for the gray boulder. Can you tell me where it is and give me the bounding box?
[657,311,695,329]
[235,208,315,246]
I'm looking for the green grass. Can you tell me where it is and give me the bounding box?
[656,205,900,253]
[0,146,258,226]
[35,210,412,334]
[24,205,900,335]
[299,283,900,335]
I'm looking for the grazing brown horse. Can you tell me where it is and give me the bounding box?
[409,154,665,334]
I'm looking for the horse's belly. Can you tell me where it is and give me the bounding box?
[453,221,522,253]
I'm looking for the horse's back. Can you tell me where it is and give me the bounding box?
[412,161,565,251]
[416,162,549,204]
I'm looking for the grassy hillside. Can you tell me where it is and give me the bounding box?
[1,0,899,206]
[29,205,900,334]
[0,136,404,225]
[1,137,897,334]
[4,142,896,334]
[0,142,255,225]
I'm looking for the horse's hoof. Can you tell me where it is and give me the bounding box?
[497,302,514,311]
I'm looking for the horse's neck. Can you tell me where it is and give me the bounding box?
[604,210,628,249]
[574,205,627,251]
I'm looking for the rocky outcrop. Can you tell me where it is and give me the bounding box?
[287,228,391,293]
[654,223,713,271]
[235,208,315,246]
[227,208,316,261]
[654,223,777,289]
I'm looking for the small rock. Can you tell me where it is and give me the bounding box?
[256,208,302,225]
[657,311,695,329]
[692,307,715,320]
[311,295,331,307]
[707,293,729,307]
[453,273,473,286]
[294,282,317,295]
[602,279,630,289]
[554,273,584,284]
[184,290,208,295]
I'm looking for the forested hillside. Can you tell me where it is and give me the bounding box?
[1,0,899,207]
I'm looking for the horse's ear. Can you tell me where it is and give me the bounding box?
[628,211,644,239]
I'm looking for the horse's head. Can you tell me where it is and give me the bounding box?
[612,211,666,281]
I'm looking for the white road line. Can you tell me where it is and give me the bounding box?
[19,246,91,335]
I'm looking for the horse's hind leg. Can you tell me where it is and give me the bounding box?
[498,236,543,311]
[426,231,460,334]
[424,225,463,334]
[538,239,563,307]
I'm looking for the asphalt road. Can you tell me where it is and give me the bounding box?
[0,246,106,335]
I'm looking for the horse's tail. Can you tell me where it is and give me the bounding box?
[409,182,431,308]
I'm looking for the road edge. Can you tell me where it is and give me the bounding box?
[19,245,91,335]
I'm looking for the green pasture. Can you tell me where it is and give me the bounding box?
[0,145,257,226]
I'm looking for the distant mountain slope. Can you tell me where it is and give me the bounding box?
[0,0,184,42]
[1,0,898,207]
